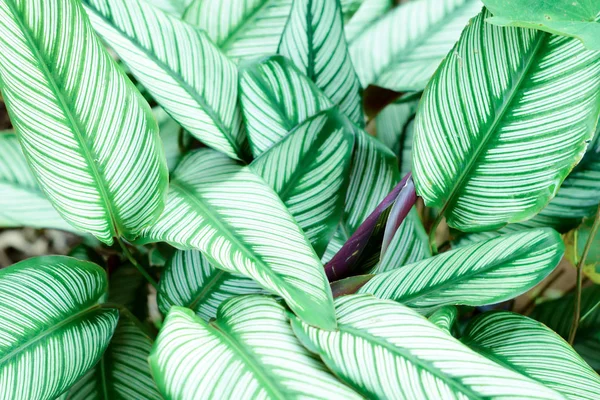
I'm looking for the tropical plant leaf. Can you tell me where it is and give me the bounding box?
[413,8,600,232]
[239,55,332,157]
[145,0,193,17]
[278,0,364,126]
[428,305,457,333]
[184,0,294,61]
[358,228,563,312]
[67,312,162,400]
[154,107,185,172]
[349,0,483,91]
[250,110,355,256]
[108,265,150,323]
[375,100,419,175]
[158,250,263,320]
[577,216,600,264]
[83,0,247,160]
[0,256,118,400]
[0,0,168,244]
[321,227,346,263]
[139,149,337,329]
[0,132,74,231]
[150,296,361,399]
[462,311,600,400]
[291,294,563,399]
[344,0,392,43]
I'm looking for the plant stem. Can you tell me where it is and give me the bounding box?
[568,205,600,344]
[116,237,158,289]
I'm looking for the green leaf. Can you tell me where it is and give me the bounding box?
[278,0,364,126]
[0,256,118,400]
[0,132,74,231]
[251,110,355,256]
[158,250,263,320]
[67,312,162,400]
[428,305,458,333]
[239,55,332,157]
[139,149,337,329]
[0,0,168,245]
[150,297,361,399]
[184,0,294,61]
[413,8,600,232]
[577,217,600,264]
[145,0,193,17]
[483,0,600,51]
[344,0,392,43]
[291,294,563,399]
[462,311,600,400]
[154,107,185,172]
[83,0,247,160]
[349,0,482,91]
[358,228,563,312]
[108,266,150,323]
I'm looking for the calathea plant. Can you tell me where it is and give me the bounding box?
[0,0,599,398]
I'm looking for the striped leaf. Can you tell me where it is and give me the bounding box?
[239,55,332,157]
[358,228,563,312]
[462,311,600,400]
[139,149,337,329]
[145,0,192,17]
[250,110,355,256]
[83,0,247,160]
[150,296,361,399]
[413,8,600,232]
[0,132,73,231]
[0,256,118,400]
[291,294,563,399]
[278,0,364,126]
[344,0,392,43]
[428,305,458,333]
[349,0,482,91]
[158,250,263,321]
[0,0,168,245]
[155,108,185,172]
[184,0,293,61]
[67,312,162,400]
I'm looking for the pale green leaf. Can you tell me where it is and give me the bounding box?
[185,0,293,61]
[139,149,337,329]
[428,305,458,333]
[150,297,361,399]
[414,8,600,232]
[0,256,118,400]
[462,311,600,400]
[145,0,193,17]
[359,228,563,312]
[0,0,169,244]
[250,110,355,256]
[154,107,185,172]
[375,100,419,175]
[344,0,392,43]
[279,0,364,126]
[158,250,263,320]
[349,0,483,91]
[291,294,564,399]
[83,0,247,160]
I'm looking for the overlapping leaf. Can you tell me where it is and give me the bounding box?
[279,0,364,125]
[0,256,118,400]
[462,311,600,400]
[428,305,457,333]
[145,0,192,17]
[375,100,419,175]
[349,0,482,91]
[150,296,360,399]
[184,0,293,61]
[158,250,263,320]
[0,0,168,244]
[154,108,185,172]
[139,149,337,329]
[413,8,600,232]
[344,0,392,43]
[83,0,247,160]
[359,228,563,311]
[291,294,563,399]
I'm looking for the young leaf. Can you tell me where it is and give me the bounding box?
[349,0,483,91]
[158,250,263,320]
[250,110,355,256]
[358,228,564,312]
[66,312,162,400]
[184,0,294,61]
[462,311,600,400]
[0,132,74,231]
[428,305,458,333]
[0,0,169,244]
[291,294,563,399]
[149,297,361,399]
[239,55,332,157]
[0,256,118,400]
[83,0,247,160]
[483,0,600,51]
[279,0,365,126]
[344,0,392,43]
[139,149,337,329]
[414,8,600,232]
